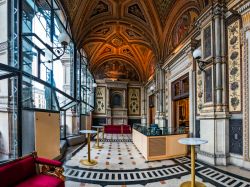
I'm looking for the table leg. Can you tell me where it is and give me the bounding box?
[97,129,99,147]
[95,129,103,149]
[191,145,195,187]
[80,133,98,166]
[180,145,206,187]
[102,128,104,140]
[87,133,91,162]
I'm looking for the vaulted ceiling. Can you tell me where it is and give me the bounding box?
[59,0,210,82]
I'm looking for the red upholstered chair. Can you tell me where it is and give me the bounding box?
[104,124,132,134]
[0,152,65,187]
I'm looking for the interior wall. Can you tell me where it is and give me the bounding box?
[167,58,193,133]
[35,111,60,159]
[93,80,142,126]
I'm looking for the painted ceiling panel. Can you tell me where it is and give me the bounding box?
[59,0,206,81]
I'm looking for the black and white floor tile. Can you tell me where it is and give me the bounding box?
[64,134,250,187]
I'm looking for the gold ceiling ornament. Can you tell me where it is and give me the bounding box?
[58,0,207,81]
[111,35,124,47]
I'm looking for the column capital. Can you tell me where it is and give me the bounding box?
[213,5,223,16]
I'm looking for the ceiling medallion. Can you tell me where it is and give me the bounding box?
[111,36,124,47]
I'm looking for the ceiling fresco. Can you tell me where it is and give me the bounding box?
[94,60,140,81]
[59,0,210,82]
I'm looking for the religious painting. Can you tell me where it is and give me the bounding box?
[94,87,106,114]
[227,20,241,112]
[148,60,156,78]
[128,88,140,116]
[111,93,123,108]
[128,4,146,22]
[204,67,213,103]
[95,60,139,81]
[172,10,198,49]
[203,24,212,59]
[90,1,109,18]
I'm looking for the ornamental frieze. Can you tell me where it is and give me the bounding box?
[227,20,242,112]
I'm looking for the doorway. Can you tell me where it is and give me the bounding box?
[172,74,189,132]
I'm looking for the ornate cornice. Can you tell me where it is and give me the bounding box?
[237,1,250,14]
[105,80,128,89]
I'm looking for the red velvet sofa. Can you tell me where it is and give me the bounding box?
[104,124,131,134]
[0,152,65,187]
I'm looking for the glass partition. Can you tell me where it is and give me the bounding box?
[133,124,187,136]
[0,73,18,162]
[22,76,58,111]
[0,0,96,161]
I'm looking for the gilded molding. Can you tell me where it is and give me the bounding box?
[41,165,65,181]
[242,12,250,26]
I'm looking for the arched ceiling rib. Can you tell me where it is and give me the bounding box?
[59,0,210,82]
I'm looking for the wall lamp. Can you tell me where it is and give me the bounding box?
[51,32,70,61]
[193,48,210,72]
[44,32,70,62]
[22,32,70,64]
[150,85,155,92]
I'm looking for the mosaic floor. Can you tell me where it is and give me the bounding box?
[64,134,250,187]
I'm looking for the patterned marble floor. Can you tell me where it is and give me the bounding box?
[64,134,250,187]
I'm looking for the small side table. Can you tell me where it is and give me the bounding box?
[178,138,208,187]
[79,130,97,166]
[100,123,106,141]
[92,126,104,149]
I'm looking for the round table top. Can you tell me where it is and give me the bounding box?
[79,130,97,134]
[178,138,208,145]
[92,126,104,129]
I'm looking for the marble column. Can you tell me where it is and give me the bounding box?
[106,87,111,124]
[214,6,223,109]
[155,63,166,128]
[197,4,230,166]
[141,86,147,126]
